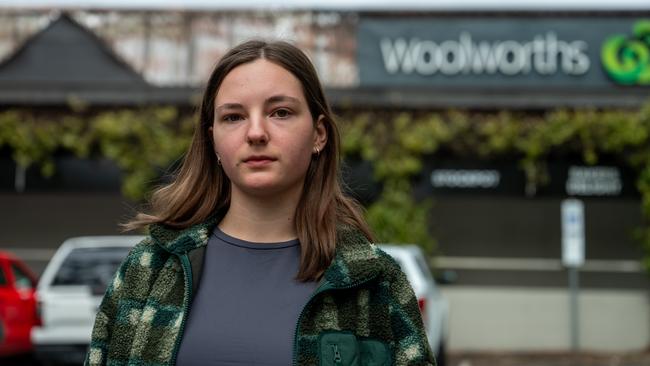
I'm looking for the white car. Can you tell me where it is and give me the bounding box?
[378,244,450,366]
[31,236,143,365]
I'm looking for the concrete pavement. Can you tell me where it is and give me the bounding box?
[449,351,650,366]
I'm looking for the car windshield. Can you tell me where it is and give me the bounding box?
[11,262,34,289]
[413,252,436,285]
[51,246,131,295]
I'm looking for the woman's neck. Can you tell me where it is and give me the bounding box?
[218,187,301,243]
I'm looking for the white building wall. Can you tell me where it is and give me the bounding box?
[442,286,650,352]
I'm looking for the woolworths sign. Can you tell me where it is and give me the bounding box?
[357,17,649,88]
[379,32,590,77]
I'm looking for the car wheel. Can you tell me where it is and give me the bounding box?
[435,339,446,366]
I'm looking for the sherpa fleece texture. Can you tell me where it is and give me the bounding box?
[85,212,436,366]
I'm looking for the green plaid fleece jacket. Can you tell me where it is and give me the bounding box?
[85,214,436,366]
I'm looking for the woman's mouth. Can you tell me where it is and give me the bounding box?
[243,156,276,167]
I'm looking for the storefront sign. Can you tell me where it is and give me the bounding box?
[539,163,638,198]
[358,17,650,88]
[565,166,622,196]
[431,169,501,189]
[413,160,526,197]
[415,159,638,198]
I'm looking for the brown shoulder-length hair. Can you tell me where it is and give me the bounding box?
[124,39,374,281]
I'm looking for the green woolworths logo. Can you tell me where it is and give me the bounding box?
[601,20,650,85]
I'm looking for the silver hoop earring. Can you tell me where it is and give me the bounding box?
[314,147,320,156]
[217,155,222,165]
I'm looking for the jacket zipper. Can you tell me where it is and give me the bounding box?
[291,274,378,366]
[333,345,342,363]
[169,253,193,366]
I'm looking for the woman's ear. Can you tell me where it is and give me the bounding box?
[314,115,328,150]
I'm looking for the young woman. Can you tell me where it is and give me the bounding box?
[85,40,435,366]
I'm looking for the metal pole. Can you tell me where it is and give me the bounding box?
[568,266,579,352]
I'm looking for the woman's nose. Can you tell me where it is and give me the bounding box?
[246,114,269,145]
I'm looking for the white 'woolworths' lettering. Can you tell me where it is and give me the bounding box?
[379,32,590,77]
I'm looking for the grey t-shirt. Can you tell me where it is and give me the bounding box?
[175,227,318,366]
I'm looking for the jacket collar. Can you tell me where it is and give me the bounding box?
[322,225,382,287]
[148,210,223,254]
[149,213,382,288]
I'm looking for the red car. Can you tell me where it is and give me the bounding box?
[0,251,39,357]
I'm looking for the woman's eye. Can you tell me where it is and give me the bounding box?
[222,114,242,123]
[271,109,291,119]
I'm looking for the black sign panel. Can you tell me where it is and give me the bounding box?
[539,163,639,198]
[413,159,527,199]
[414,158,639,198]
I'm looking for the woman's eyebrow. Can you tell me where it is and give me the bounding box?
[215,103,243,112]
[266,95,300,105]
[216,96,299,112]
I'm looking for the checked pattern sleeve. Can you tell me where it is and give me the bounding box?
[83,240,149,366]
[384,255,437,366]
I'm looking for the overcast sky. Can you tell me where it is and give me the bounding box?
[2,0,649,11]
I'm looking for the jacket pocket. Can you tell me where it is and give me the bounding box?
[358,338,390,366]
[319,331,360,366]
[318,331,390,366]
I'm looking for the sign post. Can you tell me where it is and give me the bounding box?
[561,199,585,352]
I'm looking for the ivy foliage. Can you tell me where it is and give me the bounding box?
[339,102,650,270]
[365,179,435,254]
[0,107,194,198]
[1,102,649,271]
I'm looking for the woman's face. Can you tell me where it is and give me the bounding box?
[210,59,327,198]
